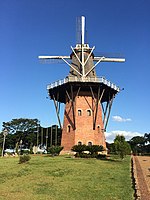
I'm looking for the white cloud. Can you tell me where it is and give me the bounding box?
[112,115,132,122]
[105,130,144,143]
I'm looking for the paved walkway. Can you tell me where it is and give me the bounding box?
[133,156,150,200]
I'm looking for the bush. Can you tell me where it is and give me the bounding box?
[19,154,31,164]
[71,144,86,154]
[47,146,63,156]
[80,153,91,158]
[72,144,105,159]
[20,149,30,154]
[74,152,91,158]
[0,148,2,156]
[87,145,104,155]
[141,153,150,156]
[97,154,107,159]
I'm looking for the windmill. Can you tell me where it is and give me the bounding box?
[38,16,125,153]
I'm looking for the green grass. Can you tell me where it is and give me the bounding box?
[0,155,134,200]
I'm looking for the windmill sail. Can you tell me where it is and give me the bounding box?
[76,16,86,45]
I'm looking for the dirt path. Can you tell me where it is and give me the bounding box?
[133,156,150,200]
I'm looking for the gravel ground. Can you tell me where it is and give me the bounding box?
[134,156,150,200]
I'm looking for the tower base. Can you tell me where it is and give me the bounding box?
[61,90,106,151]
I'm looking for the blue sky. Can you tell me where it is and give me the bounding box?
[0,0,150,142]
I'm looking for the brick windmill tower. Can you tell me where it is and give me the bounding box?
[39,16,125,153]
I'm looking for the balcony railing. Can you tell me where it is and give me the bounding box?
[47,76,120,92]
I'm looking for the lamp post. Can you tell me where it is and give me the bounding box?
[1,129,8,157]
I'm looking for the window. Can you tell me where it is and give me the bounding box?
[97,125,100,133]
[67,125,71,133]
[87,109,91,116]
[78,141,82,145]
[78,109,82,116]
[88,142,92,146]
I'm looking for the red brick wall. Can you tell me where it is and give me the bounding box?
[61,91,106,151]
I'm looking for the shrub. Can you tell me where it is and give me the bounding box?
[79,153,91,158]
[87,145,104,155]
[71,144,86,154]
[0,148,2,156]
[20,149,30,154]
[97,154,107,159]
[72,144,105,159]
[19,154,31,164]
[74,152,93,158]
[141,153,150,156]
[47,146,63,156]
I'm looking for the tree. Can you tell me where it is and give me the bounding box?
[129,136,145,154]
[2,118,39,149]
[144,133,150,144]
[3,118,39,134]
[114,135,131,159]
[130,136,145,146]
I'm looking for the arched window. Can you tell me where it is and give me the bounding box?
[78,109,82,116]
[88,142,92,146]
[67,125,71,133]
[78,141,82,145]
[87,109,91,116]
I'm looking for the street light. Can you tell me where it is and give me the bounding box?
[1,129,8,157]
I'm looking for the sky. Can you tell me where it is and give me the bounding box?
[0,0,150,142]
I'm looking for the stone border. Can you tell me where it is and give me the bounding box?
[132,156,141,199]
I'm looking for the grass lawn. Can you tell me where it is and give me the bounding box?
[0,155,134,200]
